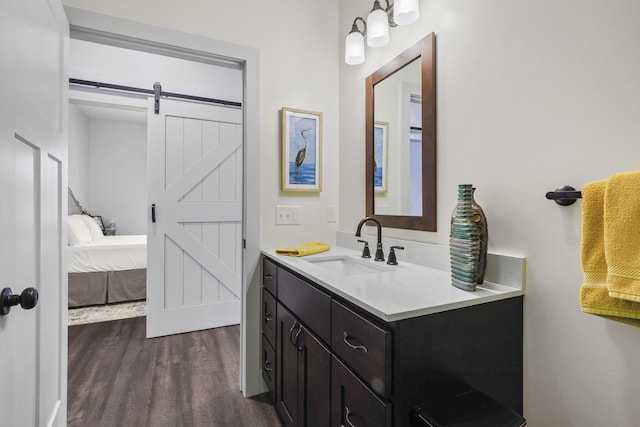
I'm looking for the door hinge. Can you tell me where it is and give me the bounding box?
[243,239,246,249]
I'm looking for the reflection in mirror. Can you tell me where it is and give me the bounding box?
[373,57,422,216]
[366,33,436,231]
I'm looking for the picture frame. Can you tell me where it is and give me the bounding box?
[90,215,105,231]
[374,121,388,193]
[281,107,322,192]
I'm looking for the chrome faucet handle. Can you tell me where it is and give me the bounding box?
[386,246,404,265]
[357,239,371,258]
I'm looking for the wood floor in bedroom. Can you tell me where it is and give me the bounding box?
[67,317,281,427]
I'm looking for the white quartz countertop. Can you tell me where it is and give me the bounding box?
[262,246,525,323]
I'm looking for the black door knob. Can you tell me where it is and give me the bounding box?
[0,287,39,316]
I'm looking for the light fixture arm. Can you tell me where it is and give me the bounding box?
[350,17,367,36]
[371,0,397,27]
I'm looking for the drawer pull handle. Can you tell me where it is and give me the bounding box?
[264,313,273,321]
[344,406,356,427]
[289,320,304,350]
[263,360,272,372]
[265,273,273,279]
[294,324,304,351]
[289,321,299,346]
[343,332,368,353]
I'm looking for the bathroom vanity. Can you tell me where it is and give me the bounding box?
[261,247,524,427]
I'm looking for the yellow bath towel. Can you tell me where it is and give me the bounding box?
[579,180,640,326]
[276,242,331,257]
[605,171,640,303]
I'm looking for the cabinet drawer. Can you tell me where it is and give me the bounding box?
[262,288,276,348]
[261,335,276,403]
[278,268,331,344]
[263,257,277,295]
[332,300,392,397]
[331,356,391,427]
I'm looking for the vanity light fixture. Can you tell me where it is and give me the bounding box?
[394,0,420,26]
[345,0,420,65]
[345,17,367,65]
[367,0,394,48]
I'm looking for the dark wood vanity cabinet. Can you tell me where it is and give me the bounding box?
[276,303,331,427]
[261,259,278,403]
[261,256,524,427]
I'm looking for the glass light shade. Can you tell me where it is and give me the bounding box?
[367,8,389,47]
[393,0,420,26]
[345,32,365,65]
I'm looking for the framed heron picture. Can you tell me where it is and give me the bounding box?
[374,121,388,193]
[281,107,322,192]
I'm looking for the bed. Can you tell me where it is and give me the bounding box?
[67,189,147,308]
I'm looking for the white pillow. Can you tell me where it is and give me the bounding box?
[68,214,92,246]
[81,215,104,241]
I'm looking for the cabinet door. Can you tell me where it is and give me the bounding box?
[262,288,277,348]
[276,304,300,427]
[331,356,391,427]
[298,324,331,427]
[263,257,278,295]
[261,335,276,403]
[276,303,331,427]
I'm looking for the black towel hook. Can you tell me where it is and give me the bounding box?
[545,185,582,206]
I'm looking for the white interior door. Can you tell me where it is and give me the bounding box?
[147,99,243,338]
[0,0,68,426]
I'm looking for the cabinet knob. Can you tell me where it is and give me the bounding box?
[0,287,39,316]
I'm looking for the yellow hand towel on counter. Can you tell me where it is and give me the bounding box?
[276,242,331,257]
[579,180,640,326]
[605,171,640,303]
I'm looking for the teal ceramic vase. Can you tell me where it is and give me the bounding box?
[471,187,488,284]
[450,184,486,291]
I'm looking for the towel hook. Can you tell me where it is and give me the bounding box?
[545,185,582,206]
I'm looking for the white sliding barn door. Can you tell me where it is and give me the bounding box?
[0,0,68,426]
[147,99,243,338]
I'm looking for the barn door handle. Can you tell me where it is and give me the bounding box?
[151,204,156,223]
[0,287,39,316]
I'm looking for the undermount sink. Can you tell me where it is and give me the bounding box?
[304,255,390,276]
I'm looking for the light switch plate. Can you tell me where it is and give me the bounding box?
[276,205,301,225]
[327,205,337,223]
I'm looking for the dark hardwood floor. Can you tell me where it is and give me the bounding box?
[68,317,281,427]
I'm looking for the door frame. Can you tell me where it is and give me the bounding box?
[64,7,263,397]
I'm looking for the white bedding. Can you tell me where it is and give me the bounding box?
[68,235,147,274]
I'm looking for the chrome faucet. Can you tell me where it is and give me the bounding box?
[355,217,384,261]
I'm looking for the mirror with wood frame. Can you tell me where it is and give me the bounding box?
[365,33,436,231]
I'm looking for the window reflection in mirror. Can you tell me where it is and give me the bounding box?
[365,33,436,231]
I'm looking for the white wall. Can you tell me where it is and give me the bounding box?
[61,0,640,425]
[87,118,147,235]
[69,38,242,103]
[68,37,245,235]
[68,104,90,205]
[340,0,640,426]
[62,0,341,249]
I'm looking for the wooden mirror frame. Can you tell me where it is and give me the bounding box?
[365,32,436,231]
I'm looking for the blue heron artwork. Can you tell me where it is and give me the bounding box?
[288,117,317,185]
[374,122,388,192]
